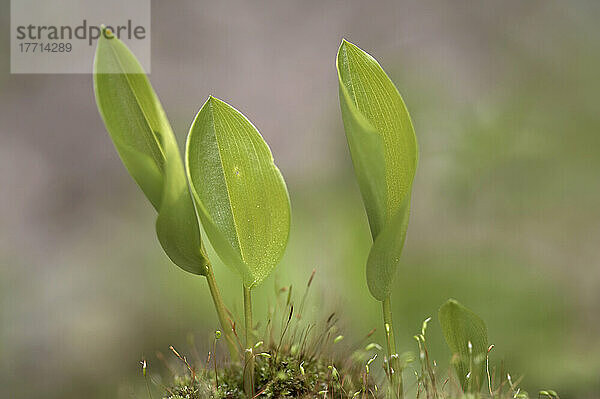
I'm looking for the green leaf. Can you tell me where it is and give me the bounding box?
[185,96,291,288]
[438,299,488,393]
[93,30,208,275]
[336,39,418,300]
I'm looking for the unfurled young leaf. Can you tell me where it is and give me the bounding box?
[439,299,488,393]
[93,30,208,275]
[185,97,290,288]
[336,39,418,300]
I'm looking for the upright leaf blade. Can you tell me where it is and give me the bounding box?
[186,97,291,288]
[93,30,208,275]
[336,39,418,300]
[439,299,488,393]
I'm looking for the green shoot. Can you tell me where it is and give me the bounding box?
[337,39,418,398]
[94,33,292,373]
[93,31,239,361]
[186,96,291,396]
[439,299,488,393]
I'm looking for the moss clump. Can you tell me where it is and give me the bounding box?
[164,347,373,399]
[156,281,555,399]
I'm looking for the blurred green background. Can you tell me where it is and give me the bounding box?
[1,1,599,398]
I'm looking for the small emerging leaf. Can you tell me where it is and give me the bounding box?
[336,39,418,300]
[93,30,208,275]
[439,299,488,393]
[186,97,290,288]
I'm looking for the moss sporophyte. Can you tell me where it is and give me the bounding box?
[93,33,557,399]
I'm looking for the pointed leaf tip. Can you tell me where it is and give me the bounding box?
[339,38,355,50]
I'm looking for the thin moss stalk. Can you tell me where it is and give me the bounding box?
[243,285,254,397]
[205,263,239,361]
[382,296,403,399]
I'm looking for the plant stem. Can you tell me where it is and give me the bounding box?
[243,285,254,397]
[382,295,403,399]
[204,263,239,361]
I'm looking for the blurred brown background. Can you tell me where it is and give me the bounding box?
[1,1,599,398]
